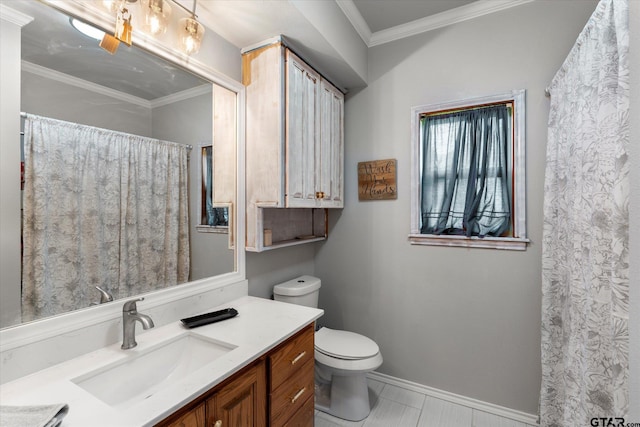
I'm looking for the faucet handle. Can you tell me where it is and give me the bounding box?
[123,297,144,312]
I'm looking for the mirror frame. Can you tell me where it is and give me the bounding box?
[0,0,246,349]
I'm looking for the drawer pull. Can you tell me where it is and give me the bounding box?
[291,387,306,404]
[214,421,222,427]
[291,351,306,365]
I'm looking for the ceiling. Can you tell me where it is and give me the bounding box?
[199,0,479,49]
[11,0,531,100]
[195,0,525,87]
[14,0,209,103]
[352,0,477,33]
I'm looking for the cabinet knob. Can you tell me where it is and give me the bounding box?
[315,191,326,199]
[214,420,222,427]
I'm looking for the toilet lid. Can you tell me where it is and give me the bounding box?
[315,327,379,360]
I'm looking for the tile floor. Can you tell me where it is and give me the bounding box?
[314,378,538,427]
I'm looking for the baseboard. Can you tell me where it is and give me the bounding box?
[367,371,539,426]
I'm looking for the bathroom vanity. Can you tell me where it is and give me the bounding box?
[1,4,325,427]
[0,297,322,427]
[156,322,315,427]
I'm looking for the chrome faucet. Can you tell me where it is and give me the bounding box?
[121,298,155,350]
[90,286,114,306]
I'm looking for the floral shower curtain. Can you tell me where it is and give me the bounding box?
[22,115,190,322]
[540,0,629,425]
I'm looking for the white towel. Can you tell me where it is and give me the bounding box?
[0,403,69,427]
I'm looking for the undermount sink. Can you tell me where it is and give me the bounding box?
[72,333,236,409]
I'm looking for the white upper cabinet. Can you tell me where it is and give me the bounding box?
[243,39,344,251]
[285,50,321,207]
[319,79,344,208]
[284,49,344,209]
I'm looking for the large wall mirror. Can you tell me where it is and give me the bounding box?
[0,0,243,329]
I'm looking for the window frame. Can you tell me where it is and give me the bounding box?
[409,90,529,250]
[196,142,229,234]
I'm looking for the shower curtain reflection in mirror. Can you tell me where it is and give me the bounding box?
[21,114,190,322]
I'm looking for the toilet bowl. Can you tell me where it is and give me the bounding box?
[314,327,383,421]
[273,276,383,421]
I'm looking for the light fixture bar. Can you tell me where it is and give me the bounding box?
[165,0,198,18]
[84,0,207,55]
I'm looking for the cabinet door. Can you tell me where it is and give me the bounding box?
[286,50,320,208]
[212,84,238,248]
[207,360,267,427]
[319,80,344,208]
[161,403,206,427]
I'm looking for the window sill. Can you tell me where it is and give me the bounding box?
[196,225,229,234]
[408,234,529,251]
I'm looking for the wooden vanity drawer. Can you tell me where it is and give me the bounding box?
[269,323,314,392]
[270,358,314,426]
[282,395,314,427]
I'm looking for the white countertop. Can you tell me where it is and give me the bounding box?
[0,296,323,426]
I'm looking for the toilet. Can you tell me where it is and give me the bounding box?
[273,275,383,421]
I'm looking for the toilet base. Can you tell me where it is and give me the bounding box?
[314,373,371,421]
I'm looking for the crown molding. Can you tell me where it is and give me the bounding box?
[22,61,211,110]
[335,0,372,46]
[150,84,212,108]
[337,0,535,48]
[22,61,152,108]
[0,3,34,27]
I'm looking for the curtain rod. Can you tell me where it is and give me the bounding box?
[20,112,192,150]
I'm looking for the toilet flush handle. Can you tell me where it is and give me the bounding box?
[291,351,306,365]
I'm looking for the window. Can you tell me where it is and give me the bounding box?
[197,145,229,233]
[410,90,528,250]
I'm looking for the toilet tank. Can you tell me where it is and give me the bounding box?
[273,275,321,308]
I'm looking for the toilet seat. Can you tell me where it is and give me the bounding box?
[315,327,379,360]
[314,326,381,368]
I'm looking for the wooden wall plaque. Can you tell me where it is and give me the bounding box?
[358,159,397,200]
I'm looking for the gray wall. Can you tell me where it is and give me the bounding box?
[21,72,152,136]
[151,93,235,281]
[313,0,598,415]
[246,245,316,300]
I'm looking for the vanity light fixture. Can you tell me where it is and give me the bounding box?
[179,0,205,55]
[102,0,120,13]
[96,0,205,56]
[99,2,133,54]
[114,5,133,46]
[140,0,172,35]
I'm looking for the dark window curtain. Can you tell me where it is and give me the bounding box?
[420,104,511,237]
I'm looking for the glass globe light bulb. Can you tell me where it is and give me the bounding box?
[142,0,171,35]
[179,17,205,55]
